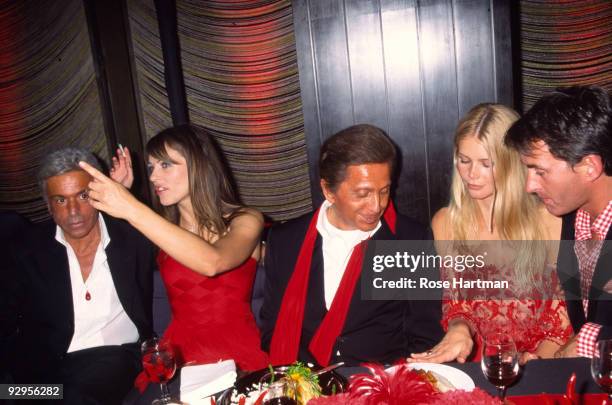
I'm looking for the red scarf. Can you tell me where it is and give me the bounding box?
[269,202,397,366]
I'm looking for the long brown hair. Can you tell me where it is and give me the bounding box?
[146,124,242,236]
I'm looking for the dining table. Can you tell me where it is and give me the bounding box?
[123,357,608,404]
[422,357,601,396]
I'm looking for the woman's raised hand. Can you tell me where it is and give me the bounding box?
[79,161,141,221]
[109,145,134,189]
[408,321,474,364]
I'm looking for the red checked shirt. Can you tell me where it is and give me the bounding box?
[574,200,612,357]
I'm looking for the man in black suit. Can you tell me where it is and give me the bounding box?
[260,124,443,366]
[506,85,612,358]
[3,148,156,404]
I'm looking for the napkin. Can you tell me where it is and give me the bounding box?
[180,360,237,405]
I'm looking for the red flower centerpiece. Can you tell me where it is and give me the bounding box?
[309,362,501,405]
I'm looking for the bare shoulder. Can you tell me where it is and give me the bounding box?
[432,207,452,240]
[228,207,264,260]
[538,205,561,240]
[229,207,264,230]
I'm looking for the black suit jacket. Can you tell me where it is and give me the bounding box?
[557,211,612,340]
[260,211,443,366]
[2,214,156,382]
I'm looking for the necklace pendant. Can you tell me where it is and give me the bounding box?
[85,291,91,301]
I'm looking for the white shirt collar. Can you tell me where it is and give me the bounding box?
[315,200,381,309]
[55,214,139,352]
[316,200,381,243]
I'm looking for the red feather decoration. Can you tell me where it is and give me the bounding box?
[348,363,438,405]
[309,362,501,405]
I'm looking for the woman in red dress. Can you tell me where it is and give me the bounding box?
[80,124,269,373]
[409,104,572,364]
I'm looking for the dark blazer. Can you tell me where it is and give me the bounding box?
[557,211,612,340]
[3,214,156,382]
[260,211,444,366]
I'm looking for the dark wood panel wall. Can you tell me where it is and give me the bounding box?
[293,0,514,223]
[83,0,150,203]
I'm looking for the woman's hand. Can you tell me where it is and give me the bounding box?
[83,158,263,276]
[109,145,134,189]
[79,161,141,221]
[408,321,474,363]
[519,352,539,365]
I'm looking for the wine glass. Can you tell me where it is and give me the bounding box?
[591,339,612,401]
[258,369,297,405]
[263,378,298,405]
[141,337,177,405]
[481,333,519,401]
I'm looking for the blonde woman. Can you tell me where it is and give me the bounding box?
[409,104,571,364]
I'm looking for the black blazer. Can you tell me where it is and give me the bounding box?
[260,211,444,366]
[557,211,612,340]
[2,214,156,382]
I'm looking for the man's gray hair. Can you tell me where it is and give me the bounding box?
[38,147,102,198]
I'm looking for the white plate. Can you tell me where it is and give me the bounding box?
[386,363,475,392]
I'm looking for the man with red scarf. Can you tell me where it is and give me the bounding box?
[260,124,443,367]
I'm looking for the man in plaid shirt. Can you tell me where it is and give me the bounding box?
[505,85,612,358]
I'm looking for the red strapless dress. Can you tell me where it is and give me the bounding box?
[159,251,269,371]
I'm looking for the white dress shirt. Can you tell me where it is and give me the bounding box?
[316,200,381,309]
[56,215,139,353]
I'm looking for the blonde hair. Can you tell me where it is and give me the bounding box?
[447,103,548,289]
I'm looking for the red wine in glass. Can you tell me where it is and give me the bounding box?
[142,351,176,383]
[141,338,177,405]
[592,374,612,395]
[484,357,519,387]
[591,339,612,400]
[481,333,519,401]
